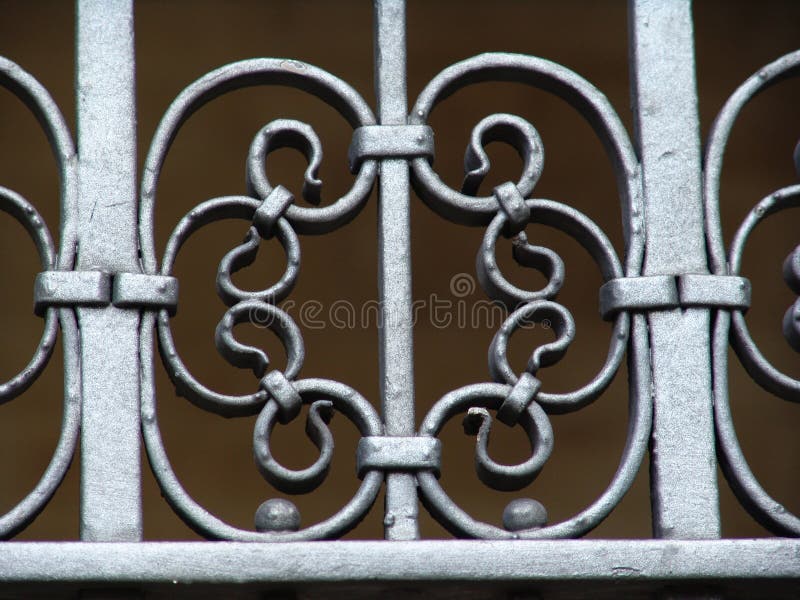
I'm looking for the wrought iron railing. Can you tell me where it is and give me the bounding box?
[0,0,798,597]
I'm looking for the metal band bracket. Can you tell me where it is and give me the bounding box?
[253,185,294,239]
[34,271,179,315]
[599,274,751,320]
[493,182,530,236]
[259,370,302,423]
[34,271,111,316]
[113,273,178,314]
[348,125,434,172]
[356,436,441,478]
[497,372,541,426]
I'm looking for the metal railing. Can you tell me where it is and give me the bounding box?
[0,0,798,597]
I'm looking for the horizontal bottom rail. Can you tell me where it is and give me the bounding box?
[0,539,796,599]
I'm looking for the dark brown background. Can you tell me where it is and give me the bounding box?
[0,0,797,541]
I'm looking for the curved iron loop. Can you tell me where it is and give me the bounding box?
[141,59,384,539]
[214,300,305,380]
[461,114,544,197]
[158,304,264,417]
[477,196,620,309]
[703,50,800,536]
[0,187,58,402]
[157,196,302,417]
[140,58,378,258]
[159,296,305,417]
[216,221,300,307]
[141,334,384,540]
[462,400,553,492]
[715,184,800,536]
[477,199,628,413]
[704,49,800,274]
[419,384,550,495]
[0,58,80,538]
[409,53,643,242]
[417,332,653,540]
[488,301,574,386]
[411,54,649,539]
[0,186,81,540]
[0,58,78,269]
[254,397,334,495]
[714,313,800,536]
[727,185,800,401]
[477,228,565,311]
[246,119,323,207]
[160,195,261,274]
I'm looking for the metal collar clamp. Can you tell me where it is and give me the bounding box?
[599,274,751,321]
[34,271,178,316]
[356,436,441,478]
[348,125,434,172]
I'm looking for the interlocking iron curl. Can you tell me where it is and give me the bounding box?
[704,49,800,536]
[139,59,383,540]
[0,58,81,538]
[139,52,654,541]
[410,53,652,538]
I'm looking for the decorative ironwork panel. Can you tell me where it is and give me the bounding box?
[0,0,797,597]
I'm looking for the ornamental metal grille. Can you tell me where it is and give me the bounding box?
[0,0,798,598]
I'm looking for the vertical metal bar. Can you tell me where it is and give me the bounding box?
[76,0,141,541]
[373,0,419,540]
[629,0,720,539]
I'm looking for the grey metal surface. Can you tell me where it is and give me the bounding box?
[0,539,795,587]
[135,51,383,539]
[629,0,720,540]
[0,57,80,539]
[374,0,420,542]
[75,0,142,542]
[408,49,650,539]
[598,274,751,320]
[704,48,800,536]
[0,0,797,596]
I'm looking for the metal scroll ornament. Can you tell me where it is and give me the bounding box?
[409,53,652,538]
[138,59,383,541]
[704,49,800,536]
[0,58,81,537]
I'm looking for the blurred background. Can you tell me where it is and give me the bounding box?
[0,0,797,541]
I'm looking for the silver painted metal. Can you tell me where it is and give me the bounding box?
[705,49,800,536]
[0,0,798,595]
[630,0,720,540]
[112,273,179,313]
[356,436,441,477]
[599,274,751,320]
[409,49,650,538]
[0,539,797,594]
[76,0,142,542]
[136,47,383,540]
[33,270,110,314]
[34,271,179,315]
[374,0,419,541]
[0,57,80,538]
[348,124,434,171]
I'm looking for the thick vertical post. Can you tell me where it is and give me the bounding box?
[374,0,418,540]
[630,0,720,539]
[76,0,141,541]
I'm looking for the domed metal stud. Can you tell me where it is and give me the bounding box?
[254,498,301,533]
[502,498,548,532]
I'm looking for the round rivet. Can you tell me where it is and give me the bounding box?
[502,498,548,531]
[254,498,300,532]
